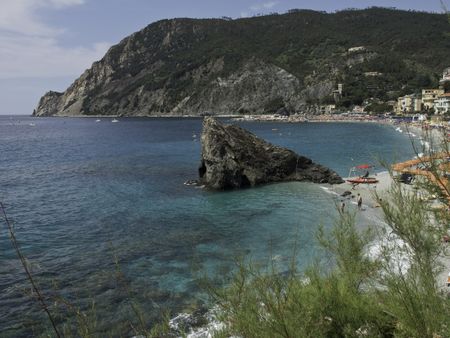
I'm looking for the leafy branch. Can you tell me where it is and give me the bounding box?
[0,202,61,337]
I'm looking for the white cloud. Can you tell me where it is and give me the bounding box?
[249,1,279,12]
[241,1,279,17]
[0,35,109,78]
[0,0,85,36]
[0,0,110,79]
[48,0,85,9]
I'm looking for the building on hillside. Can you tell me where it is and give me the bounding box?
[434,93,450,114]
[332,83,343,102]
[394,97,405,114]
[395,94,422,114]
[422,89,444,111]
[439,67,450,85]
[352,105,364,114]
[348,46,366,53]
[413,96,422,112]
[364,72,383,77]
[319,104,336,114]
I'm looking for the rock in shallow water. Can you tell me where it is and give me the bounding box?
[198,117,344,189]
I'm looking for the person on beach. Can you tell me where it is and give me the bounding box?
[357,194,362,210]
[340,201,345,213]
[447,272,450,287]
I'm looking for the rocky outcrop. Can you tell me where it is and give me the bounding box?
[33,57,307,117]
[32,18,309,117]
[176,60,305,115]
[198,117,343,189]
[34,91,63,116]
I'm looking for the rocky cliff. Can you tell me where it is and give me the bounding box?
[198,117,343,189]
[34,8,450,116]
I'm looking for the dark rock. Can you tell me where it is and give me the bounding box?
[276,107,290,116]
[341,191,352,197]
[198,117,343,189]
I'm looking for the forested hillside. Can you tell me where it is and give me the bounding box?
[34,7,450,116]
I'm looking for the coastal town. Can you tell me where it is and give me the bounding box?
[394,67,450,115]
[235,67,450,128]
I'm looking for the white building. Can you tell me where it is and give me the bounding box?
[348,46,366,53]
[364,72,383,77]
[434,93,450,114]
[319,104,336,114]
[396,94,422,114]
[422,89,444,110]
[440,67,450,85]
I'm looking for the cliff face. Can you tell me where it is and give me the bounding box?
[35,55,313,116]
[34,91,63,116]
[199,117,343,189]
[34,8,450,116]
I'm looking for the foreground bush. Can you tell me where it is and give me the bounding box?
[209,145,450,337]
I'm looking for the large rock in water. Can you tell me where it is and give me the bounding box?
[198,117,343,189]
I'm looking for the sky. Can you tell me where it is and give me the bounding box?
[0,0,447,115]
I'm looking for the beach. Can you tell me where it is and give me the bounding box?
[232,113,392,123]
[332,171,391,205]
[327,170,450,290]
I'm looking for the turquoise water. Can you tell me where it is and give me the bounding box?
[0,117,415,336]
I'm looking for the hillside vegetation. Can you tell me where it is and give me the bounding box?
[34,7,450,116]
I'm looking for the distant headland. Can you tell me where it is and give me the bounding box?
[33,7,450,117]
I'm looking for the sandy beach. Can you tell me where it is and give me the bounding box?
[325,170,450,290]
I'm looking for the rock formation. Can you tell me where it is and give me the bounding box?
[198,117,343,189]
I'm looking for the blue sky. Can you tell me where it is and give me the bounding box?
[0,0,447,115]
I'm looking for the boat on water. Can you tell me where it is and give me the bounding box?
[111,118,119,123]
[95,119,101,122]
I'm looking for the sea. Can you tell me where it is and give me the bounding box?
[0,116,416,337]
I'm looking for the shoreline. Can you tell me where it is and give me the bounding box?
[325,170,450,290]
[29,112,449,132]
[26,113,450,139]
[175,171,450,337]
[30,113,398,125]
[325,171,391,234]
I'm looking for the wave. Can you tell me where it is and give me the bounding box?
[367,233,411,275]
[168,307,225,338]
[319,185,341,197]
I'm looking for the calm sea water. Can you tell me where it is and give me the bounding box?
[0,116,415,337]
